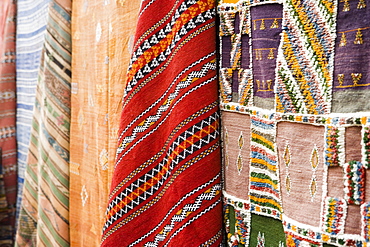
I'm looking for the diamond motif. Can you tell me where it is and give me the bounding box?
[283,144,291,167]
[310,146,319,170]
[225,154,229,168]
[310,177,317,200]
[237,155,243,174]
[81,185,89,207]
[285,174,291,194]
[238,132,244,149]
[99,149,109,171]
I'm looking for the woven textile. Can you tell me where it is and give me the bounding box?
[219,0,370,246]
[15,0,71,246]
[69,0,141,246]
[0,1,16,245]
[101,0,222,246]
[15,0,51,217]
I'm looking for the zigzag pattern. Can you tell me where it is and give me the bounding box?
[144,183,221,246]
[163,199,220,247]
[118,52,215,142]
[275,0,337,114]
[128,174,220,246]
[125,0,216,95]
[104,112,219,231]
[117,59,216,155]
[110,102,217,199]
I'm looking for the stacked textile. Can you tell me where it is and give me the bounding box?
[0,1,16,245]
[15,0,71,246]
[15,0,51,216]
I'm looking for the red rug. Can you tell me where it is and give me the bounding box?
[101,0,222,246]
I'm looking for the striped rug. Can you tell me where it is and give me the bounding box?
[0,0,17,245]
[15,0,71,246]
[15,0,51,219]
[101,0,223,246]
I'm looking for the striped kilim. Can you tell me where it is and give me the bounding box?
[275,0,337,114]
[101,0,222,246]
[249,115,281,217]
[15,0,71,246]
[15,0,51,218]
[0,1,16,245]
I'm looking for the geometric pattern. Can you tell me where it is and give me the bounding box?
[116,59,217,157]
[145,183,221,247]
[224,193,251,247]
[361,202,370,243]
[101,0,222,245]
[325,125,345,167]
[322,197,347,235]
[249,115,282,216]
[104,113,220,231]
[344,161,366,205]
[218,0,370,246]
[275,0,338,114]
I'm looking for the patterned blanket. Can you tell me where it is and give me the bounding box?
[101,0,223,246]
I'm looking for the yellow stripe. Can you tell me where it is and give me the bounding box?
[251,132,274,148]
[251,158,277,172]
[250,177,278,190]
[249,195,281,210]
[282,32,317,114]
[292,2,331,91]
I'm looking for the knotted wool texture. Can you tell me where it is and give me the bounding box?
[101,0,222,246]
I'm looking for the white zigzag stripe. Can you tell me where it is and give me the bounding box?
[129,174,220,247]
[117,52,215,145]
[108,114,218,214]
[163,199,220,247]
[101,143,220,244]
[104,113,219,231]
[115,75,217,167]
[127,7,215,95]
[144,184,221,246]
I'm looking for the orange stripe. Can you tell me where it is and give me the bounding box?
[106,120,218,220]
[126,0,214,85]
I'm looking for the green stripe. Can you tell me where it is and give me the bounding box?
[45,34,71,63]
[40,139,69,187]
[40,162,69,207]
[25,162,38,185]
[38,226,53,247]
[30,131,69,189]
[39,209,69,247]
[250,172,278,185]
[24,181,38,200]
[48,16,71,50]
[251,137,274,151]
[250,200,281,211]
[44,86,71,126]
